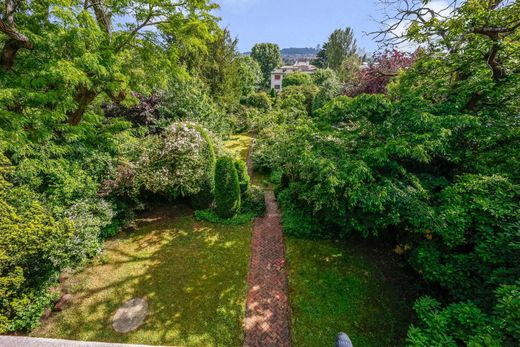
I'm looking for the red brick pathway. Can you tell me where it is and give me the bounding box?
[244,189,291,347]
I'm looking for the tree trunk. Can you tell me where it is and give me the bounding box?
[0,39,23,70]
[67,85,98,126]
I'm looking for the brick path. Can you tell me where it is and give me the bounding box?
[243,189,291,347]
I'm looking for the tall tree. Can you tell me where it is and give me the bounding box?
[250,43,281,87]
[318,27,358,71]
[0,0,218,126]
[236,56,262,96]
[201,28,241,105]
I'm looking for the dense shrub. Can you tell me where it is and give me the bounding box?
[282,72,312,87]
[234,159,251,196]
[214,157,241,218]
[312,68,338,86]
[312,76,342,112]
[190,126,217,209]
[241,186,266,216]
[241,92,272,110]
[279,85,318,116]
[0,154,73,333]
[410,175,520,305]
[313,94,391,126]
[137,122,210,198]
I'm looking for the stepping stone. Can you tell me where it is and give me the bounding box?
[112,298,148,333]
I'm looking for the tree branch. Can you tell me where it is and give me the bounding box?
[0,0,33,69]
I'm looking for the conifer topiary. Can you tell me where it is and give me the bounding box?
[214,157,241,218]
[189,125,216,209]
[234,159,250,196]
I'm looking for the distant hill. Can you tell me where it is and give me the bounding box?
[241,47,319,61]
[281,47,319,56]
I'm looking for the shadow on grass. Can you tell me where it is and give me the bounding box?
[286,236,418,347]
[33,204,251,347]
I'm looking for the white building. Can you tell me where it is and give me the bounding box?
[270,61,317,92]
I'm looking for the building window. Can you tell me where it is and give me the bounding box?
[274,85,280,90]
[274,74,281,80]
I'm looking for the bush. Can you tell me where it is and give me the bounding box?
[242,186,266,216]
[279,84,318,116]
[0,154,73,333]
[190,125,216,209]
[282,72,312,87]
[214,157,241,218]
[241,92,272,110]
[132,122,210,199]
[234,159,251,196]
[313,94,391,126]
[64,198,115,265]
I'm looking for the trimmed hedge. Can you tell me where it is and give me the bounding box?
[215,157,241,218]
[234,159,251,196]
[189,125,216,209]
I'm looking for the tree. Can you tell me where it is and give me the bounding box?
[200,28,242,106]
[237,56,262,96]
[0,0,218,126]
[250,43,282,87]
[282,72,312,87]
[315,27,358,71]
[345,49,416,96]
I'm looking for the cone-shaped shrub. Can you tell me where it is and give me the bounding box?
[234,159,250,196]
[189,125,216,209]
[215,156,241,218]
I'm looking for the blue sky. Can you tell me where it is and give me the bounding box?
[214,0,384,53]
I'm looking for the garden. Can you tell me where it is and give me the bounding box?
[1,1,519,346]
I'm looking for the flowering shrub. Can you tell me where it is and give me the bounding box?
[137,122,210,198]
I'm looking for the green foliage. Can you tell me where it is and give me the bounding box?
[241,186,266,216]
[410,175,520,305]
[315,27,358,71]
[0,154,73,333]
[282,72,312,87]
[237,56,262,96]
[234,159,251,196]
[406,287,520,347]
[190,126,217,210]
[312,75,342,112]
[253,2,520,344]
[312,68,338,86]
[279,85,318,116]
[250,43,282,87]
[214,157,241,218]
[241,92,272,110]
[314,94,391,126]
[135,122,212,199]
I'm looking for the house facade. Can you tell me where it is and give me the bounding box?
[270,61,317,92]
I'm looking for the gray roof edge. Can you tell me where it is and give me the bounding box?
[0,336,171,347]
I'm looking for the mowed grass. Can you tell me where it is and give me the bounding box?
[33,205,251,346]
[223,134,252,161]
[286,237,415,347]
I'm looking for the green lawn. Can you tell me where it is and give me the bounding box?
[223,133,252,161]
[33,205,251,346]
[286,237,415,347]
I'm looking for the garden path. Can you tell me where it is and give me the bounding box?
[243,142,292,347]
